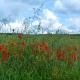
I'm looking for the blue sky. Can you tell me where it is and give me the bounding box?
[0,0,80,34]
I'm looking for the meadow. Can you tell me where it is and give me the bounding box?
[0,33,80,80]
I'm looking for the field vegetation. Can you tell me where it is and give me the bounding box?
[0,34,80,80]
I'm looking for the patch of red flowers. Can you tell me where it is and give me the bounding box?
[39,42,49,53]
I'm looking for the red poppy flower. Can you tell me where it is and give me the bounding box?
[56,49,61,53]
[40,47,45,53]
[21,41,26,46]
[2,53,7,60]
[71,53,77,61]
[68,61,73,65]
[57,53,63,60]
[40,42,46,47]
[8,52,10,56]
[2,49,8,53]
[0,45,3,50]
[45,45,49,51]
[11,42,15,47]
[17,49,22,52]
[42,42,46,46]
[18,34,23,39]
[33,51,37,55]
[49,51,53,55]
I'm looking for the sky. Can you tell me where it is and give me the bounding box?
[0,0,80,34]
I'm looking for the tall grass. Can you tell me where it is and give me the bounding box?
[0,34,80,80]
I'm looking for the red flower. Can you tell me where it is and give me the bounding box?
[0,45,3,50]
[40,47,45,53]
[17,49,22,52]
[21,41,26,46]
[71,53,77,61]
[57,53,63,60]
[46,51,53,58]
[2,53,7,60]
[56,49,61,53]
[8,52,10,56]
[45,45,49,51]
[49,51,53,55]
[2,49,8,53]
[42,42,46,46]
[40,42,46,47]
[32,49,37,55]
[11,42,15,47]
[33,51,37,55]
[68,61,73,65]
[18,34,23,39]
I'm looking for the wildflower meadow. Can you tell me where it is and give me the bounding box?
[0,4,80,80]
[0,34,80,80]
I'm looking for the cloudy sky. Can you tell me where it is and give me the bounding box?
[0,0,80,34]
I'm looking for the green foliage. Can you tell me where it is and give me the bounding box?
[0,34,80,80]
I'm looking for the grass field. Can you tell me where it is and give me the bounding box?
[0,33,80,80]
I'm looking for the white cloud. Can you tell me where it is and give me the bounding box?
[43,31,47,34]
[66,17,80,32]
[43,9,58,21]
[53,0,80,34]
[54,0,80,14]
[0,0,53,20]
[54,1,68,14]
[0,0,37,20]
[32,21,39,26]
[52,22,62,29]
[68,18,80,26]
